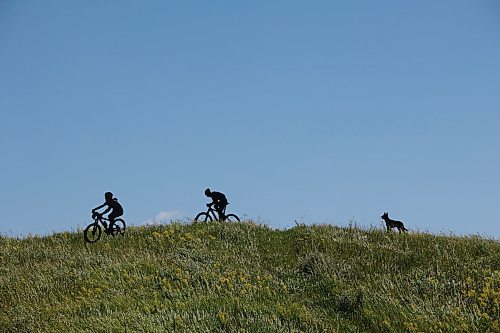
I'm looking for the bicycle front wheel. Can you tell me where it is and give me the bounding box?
[194,212,213,223]
[109,219,126,237]
[84,223,102,243]
[224,214,240,222]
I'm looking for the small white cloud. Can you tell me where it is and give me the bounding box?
[155,210,181,221]
[144,210,181,224]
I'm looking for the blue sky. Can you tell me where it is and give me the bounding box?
[1,1,499,238]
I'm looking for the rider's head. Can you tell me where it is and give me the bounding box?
[204,188,211,197]
[105,192,113,200]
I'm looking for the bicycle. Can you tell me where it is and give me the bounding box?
[84,212,126,243]
[194,204,240,222]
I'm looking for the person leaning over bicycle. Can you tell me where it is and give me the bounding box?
[92,191,123,231]
[204,188,228,220]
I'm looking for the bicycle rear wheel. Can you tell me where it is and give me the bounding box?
[109,219,126,237]
[224,214,240,222]
[194,212,213,223]
[84,223,102,243]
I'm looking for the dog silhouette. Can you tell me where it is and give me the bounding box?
[381,212,408,233]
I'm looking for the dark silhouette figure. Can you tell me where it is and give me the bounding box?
[381,212,408,233]
[194,189,240,223]
[204,188,228,220]
[92,192,124,231]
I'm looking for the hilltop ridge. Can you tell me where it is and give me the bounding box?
[1,221,499,332]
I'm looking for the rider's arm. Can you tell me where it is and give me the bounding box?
[206,194,216,206]
[92,203,106,212]
[101,206,111,215]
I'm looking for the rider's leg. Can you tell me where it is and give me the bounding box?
[214,205,223,220]
[108,211,118,231]
[216,205,227,220]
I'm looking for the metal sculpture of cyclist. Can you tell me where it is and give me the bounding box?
[92,191,124,232]
[204,188,228,220]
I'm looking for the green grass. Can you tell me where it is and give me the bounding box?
[1,221,499,332]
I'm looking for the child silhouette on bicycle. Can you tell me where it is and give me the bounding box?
[92,192,123,231]
[205,188,228,220]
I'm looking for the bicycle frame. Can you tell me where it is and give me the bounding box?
[85,212,126,243]
[92,214,111,228]
[194,203,238,223]
[205,204,227,220]
[205,207,221,220]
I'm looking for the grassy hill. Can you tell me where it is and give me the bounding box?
[1,221,499,333]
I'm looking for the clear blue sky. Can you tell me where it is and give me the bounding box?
[1,1,499,238]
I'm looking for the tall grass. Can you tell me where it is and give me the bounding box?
[1,221,498,332]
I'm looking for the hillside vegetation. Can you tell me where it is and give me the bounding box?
[1,221,499,333]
